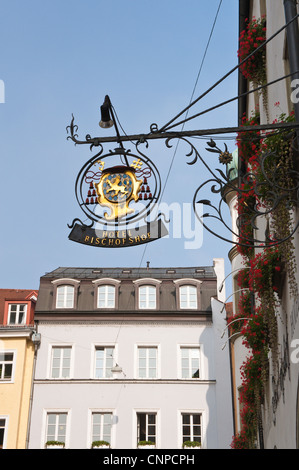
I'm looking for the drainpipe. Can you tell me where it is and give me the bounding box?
[238,0,250,182]
[25,324,41,448]
[230,0,250,440]
[284,0,299,145]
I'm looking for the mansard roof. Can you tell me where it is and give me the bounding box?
[41,265,216,281]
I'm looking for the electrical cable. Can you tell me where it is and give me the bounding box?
[137,0,223,270]
[163,69,299,131]
[158,11,299,133]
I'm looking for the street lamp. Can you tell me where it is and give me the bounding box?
[111,364,124,379]
[99,95,114,129]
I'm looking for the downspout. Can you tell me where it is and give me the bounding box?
[238,0,250,182]
[284,0,299,146]
[228,0,251,440]
[25,322,40,449]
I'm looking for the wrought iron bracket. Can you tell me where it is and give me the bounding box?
[66,98,299,249]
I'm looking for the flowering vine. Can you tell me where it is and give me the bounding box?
[238,16,267,113]
[238,16,267,85]
[230,105,298,448]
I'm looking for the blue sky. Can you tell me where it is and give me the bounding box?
[0,0,239,294]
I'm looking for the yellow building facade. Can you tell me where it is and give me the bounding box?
[0,289,38,449]
[0,330,36,448]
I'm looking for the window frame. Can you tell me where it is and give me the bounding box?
[179,285,198,309]
[138,285,157,309]
[44,410,70,448]
[0,350,16,383]
[97,285,116,309]
[173,279,202,310]
[178,345,201,380]
[89,410,114,447]
[135,411,158,448]
[180,412,203,447]
[7,303,28,325]
[92,278,120,310]
[136,345,159,379]
[133,278,161,310]
[92,344,117,379]
[56,285,75,309]
[0,416,8,449]
[52,279,80,310]
[49,345,73,379]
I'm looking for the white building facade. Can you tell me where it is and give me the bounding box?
[226,0,299,449]
[27,263,233,449]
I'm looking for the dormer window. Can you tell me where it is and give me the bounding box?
[173,279,202,310]
[98,285,115,309]
[133,278,162,310]
[51,279,80,309]
[92,278,120,310]
[139,285,156,309]
[8,304,27,325]
[179,285,197,309]
[56,285,75,309]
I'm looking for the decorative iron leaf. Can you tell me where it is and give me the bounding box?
[206,148,221,154]
[187,155,198,165]
[197,199,211,205]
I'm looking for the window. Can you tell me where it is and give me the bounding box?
[46,413,67,444]
[180,347,200,379]
[98,285,115,308]
[182,413,201,445]
[137,347,157,379]
[52,278,80,310]
[91,412,112,445]
[56,285,75,309]
[92,278,120,309]
[174,279,201,310]
[179,285,197,309]
[8,304,27,324]
[133,278,161,310]
[137,413,156,445]
[94,347,115,378]
[50,347,72,379]
[139,285,156,309]
[0,418,7,449]
[0,352,14,382]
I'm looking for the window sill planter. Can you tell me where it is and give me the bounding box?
[91,440,111,449]
[182,441,201,449]
[45,441,65,449]
[137,441,155,449]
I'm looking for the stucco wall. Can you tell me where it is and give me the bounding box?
[29,298,233,449]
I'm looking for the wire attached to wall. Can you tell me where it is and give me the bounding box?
[157,11,299,133]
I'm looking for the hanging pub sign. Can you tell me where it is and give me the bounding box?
[66,97,168,248]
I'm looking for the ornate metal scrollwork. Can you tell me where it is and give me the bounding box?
[161,131,299,248]
[66,115,162,232]
[66,106,299,249]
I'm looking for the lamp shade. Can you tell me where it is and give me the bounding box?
[99,95,114,128]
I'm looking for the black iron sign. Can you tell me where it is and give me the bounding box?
[66,105,168,248]
[68,219,168,248]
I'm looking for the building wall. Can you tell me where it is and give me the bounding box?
[29,310,233,448]
[250,0,299,449]
[28,266,233,449]
[0,336,35,448]
[229,0,299,448]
